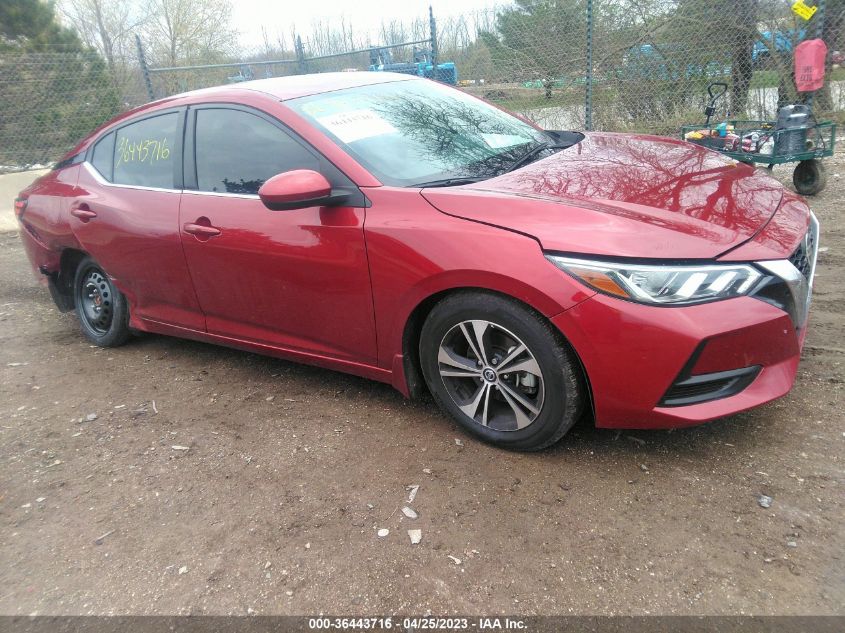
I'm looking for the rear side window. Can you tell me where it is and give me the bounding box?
[195,108,319,195]
[91,132,115,180]
[113,113,178,188]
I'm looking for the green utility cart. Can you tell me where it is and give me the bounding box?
[681,83,836,195]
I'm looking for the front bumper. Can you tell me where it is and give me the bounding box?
[553,294,804,429]
[551,214,818,430]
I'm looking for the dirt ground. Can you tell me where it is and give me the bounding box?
[0,162,843,617]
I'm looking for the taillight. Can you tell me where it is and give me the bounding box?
[14,197,28,219]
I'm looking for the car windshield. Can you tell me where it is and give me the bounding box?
[287,79,552,187]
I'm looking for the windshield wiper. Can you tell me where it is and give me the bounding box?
[412,177,486,188]
[504,141,573,174]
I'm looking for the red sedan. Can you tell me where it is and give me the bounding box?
[16,72,818,450]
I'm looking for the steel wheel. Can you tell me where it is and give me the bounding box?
[79,268,114,334]
[72,256,131,347]
[437,319,544,432]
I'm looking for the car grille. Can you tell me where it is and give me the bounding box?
[789,225,816,279]
[753,213,819,331]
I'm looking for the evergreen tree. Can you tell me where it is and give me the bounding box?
[0,0,121,166]
[0,0,84,52]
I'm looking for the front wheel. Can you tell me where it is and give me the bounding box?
[420,292,584,451]
[73,256,131,347]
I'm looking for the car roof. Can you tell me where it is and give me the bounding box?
[64,72,421,159]
[189,71,419,101]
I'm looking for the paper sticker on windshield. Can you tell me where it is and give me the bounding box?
[481,133,530,149]
[317,109,396,143]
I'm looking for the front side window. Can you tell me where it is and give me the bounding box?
[194,108,319,195]
[287,79,549,186]
[113,113,178,188]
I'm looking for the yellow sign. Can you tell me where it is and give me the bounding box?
[792,0,818,20]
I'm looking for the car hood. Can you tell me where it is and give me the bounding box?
[421,132,787,260]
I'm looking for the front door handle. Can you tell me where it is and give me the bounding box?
[183,221,221,238]
[70,204,97,222]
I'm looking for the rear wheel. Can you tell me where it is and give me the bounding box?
[420,292,584,451]
[793,159,827,196]
[73,257,131,347]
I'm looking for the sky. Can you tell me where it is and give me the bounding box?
[231,0,507,50]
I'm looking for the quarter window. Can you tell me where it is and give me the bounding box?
[91,132,115,181]
[194,108,319,195]
[113,113,178,188]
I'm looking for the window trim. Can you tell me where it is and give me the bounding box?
[82,160,181,194]
[84,107,186,191]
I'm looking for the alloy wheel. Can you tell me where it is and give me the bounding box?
[437,319,545,431]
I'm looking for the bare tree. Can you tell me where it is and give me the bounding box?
[142,0,237,67]
[59,0,149,83]
[58,0,152,106]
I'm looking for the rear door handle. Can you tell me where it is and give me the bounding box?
[70,204,97,221]
[183,222,221,238]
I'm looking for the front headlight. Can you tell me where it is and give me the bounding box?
[546,255,762,306]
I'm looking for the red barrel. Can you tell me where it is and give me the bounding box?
[795,39,828,92]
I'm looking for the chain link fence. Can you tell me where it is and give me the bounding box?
[141,39,439,99]
[449,0,845,135]
[2,1,844,170]
[0,52,126,170]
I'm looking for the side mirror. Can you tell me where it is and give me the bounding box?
[258,170,349,211]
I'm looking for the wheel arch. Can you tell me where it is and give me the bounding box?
[46,247,89,312]
[397,286,595,423]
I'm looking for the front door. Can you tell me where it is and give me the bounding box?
[178,105,377,363]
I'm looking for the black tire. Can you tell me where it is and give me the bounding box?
[420,292,584,451]
[793,159,827,196]
[73,256,131,347]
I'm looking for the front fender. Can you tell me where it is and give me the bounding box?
[362,187,594,375]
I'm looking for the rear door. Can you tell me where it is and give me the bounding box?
[178,105,376,362]
[72,109,205,330]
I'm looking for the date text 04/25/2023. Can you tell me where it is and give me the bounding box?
[307,616,527,630]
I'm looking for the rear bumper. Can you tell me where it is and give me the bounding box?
[19,222,60,280]
[552,294,804,429]
[19,223,75,311]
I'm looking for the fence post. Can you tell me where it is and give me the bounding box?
[135,34,155,102]
[806,0,826,109]
[814,0,826,39]
[429,5,438,67]
[295,36,307,74]
[585,0,594,131]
